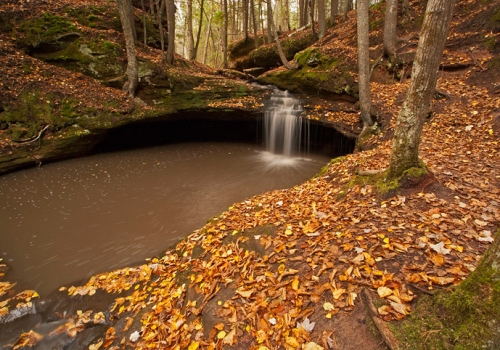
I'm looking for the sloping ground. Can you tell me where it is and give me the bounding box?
[1,0,500,349]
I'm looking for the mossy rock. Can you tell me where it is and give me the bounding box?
[16,13,78,49]
[256,52,356,96]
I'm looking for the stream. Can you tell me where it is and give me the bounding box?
[0,142,330,296]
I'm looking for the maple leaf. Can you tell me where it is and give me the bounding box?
[296,317,315,332]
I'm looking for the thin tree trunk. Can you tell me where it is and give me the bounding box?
[194,0,205,59]
[126,0,138,43]
[266,0,273,42]
[243,0,249,40]
[331,0,338,21]
[388,0,455,179]
[117,0,139,97]
[149,0,155,15]
[285,0,290,30]
[202,8,213,64]
[141,0,147,45]
[156,0,165,60]
[342,0,349,21]
[309,0,316,38]
[268,0,297,70]
[166,0,176,64]
[222,0,228,68]
[186,0,195,59]
[318,0,325,38]
[356,0,373,129]
[250,0,259,47]
[383,0,398,59]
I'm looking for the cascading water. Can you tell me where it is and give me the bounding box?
[264,90,307,158]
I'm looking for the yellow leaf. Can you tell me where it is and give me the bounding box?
[292,276,300,291]
[323,302,335,311]
[217,330,226,339]
[286,336,300,347]
[304,342,325,350]
[377,286,393,298]
[332,288,345,300]
[188,342,200,350]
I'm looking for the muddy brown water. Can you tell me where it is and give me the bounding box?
[0,142,330,296]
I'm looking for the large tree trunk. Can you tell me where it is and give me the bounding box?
[186,0,195,59]
[342,0,349,21]
[383,0,398,59]
[356,0,373,130]
[126,0,138,43]
[388,0,455,179]
[318,0,326,38]
[166,0,176,64]
[117,0,139,97]
[266,0,273,42]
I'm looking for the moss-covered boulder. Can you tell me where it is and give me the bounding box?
[231,33,316,71]
[256,48,358,96]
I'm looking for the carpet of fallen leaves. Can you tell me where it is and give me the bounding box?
[2,0,500,349]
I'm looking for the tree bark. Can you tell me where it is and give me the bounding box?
[342,0,349,21]
[193,0,205,60]
[331,0,338,21]
[156,0,165,60]
[250,0,259,47]
[318,0,326,38]
[309,0,316,38]
[267,0,297,70]
[117,0,139,97]
[243,0,249,40]
[356,0,373,129]
[266,0,273,42]
[222,0,228,68]
[141,0,147,45]
[186,0,195,59]
[126,0,138,43]
[166,0,176,64]
[388,0,455,179]
[383,0,398,59]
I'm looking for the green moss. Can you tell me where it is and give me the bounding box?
[65,6,107,28]
[393,230,500,349]
[314,156,346,178]
[488,56,500,69]
[484,37,496,52]
[17,13,78,47]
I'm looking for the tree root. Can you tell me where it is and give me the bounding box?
[14,124,50,144]
[362,289,401,350]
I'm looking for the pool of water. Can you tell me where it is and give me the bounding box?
[0,142,330,295]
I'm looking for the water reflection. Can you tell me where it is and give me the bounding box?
[0,142,329,295]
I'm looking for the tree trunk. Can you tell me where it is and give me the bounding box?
[383,0,398,59]
[141,0,147,45]
[250,0,259,47]
[388,0,455,179]
[186,0,195,60]
[331,0,338,21]
[193,0,205,60]
[402,0,409,14]
[243,0,249,40]
[266,0,273,42]
[309,0,316,38]
[268,0,297,70]
[166,0,176,64]
[156,0,165,60]
[356,0,373,129]
[117,0,139,97]
[202,5,213,64]
[318,0,326,38]
[342,0,349,21]
[126,0,138,43]
[149,0,155,15]
[222,0,228,68]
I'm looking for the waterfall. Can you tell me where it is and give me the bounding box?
[264,90,306,158]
